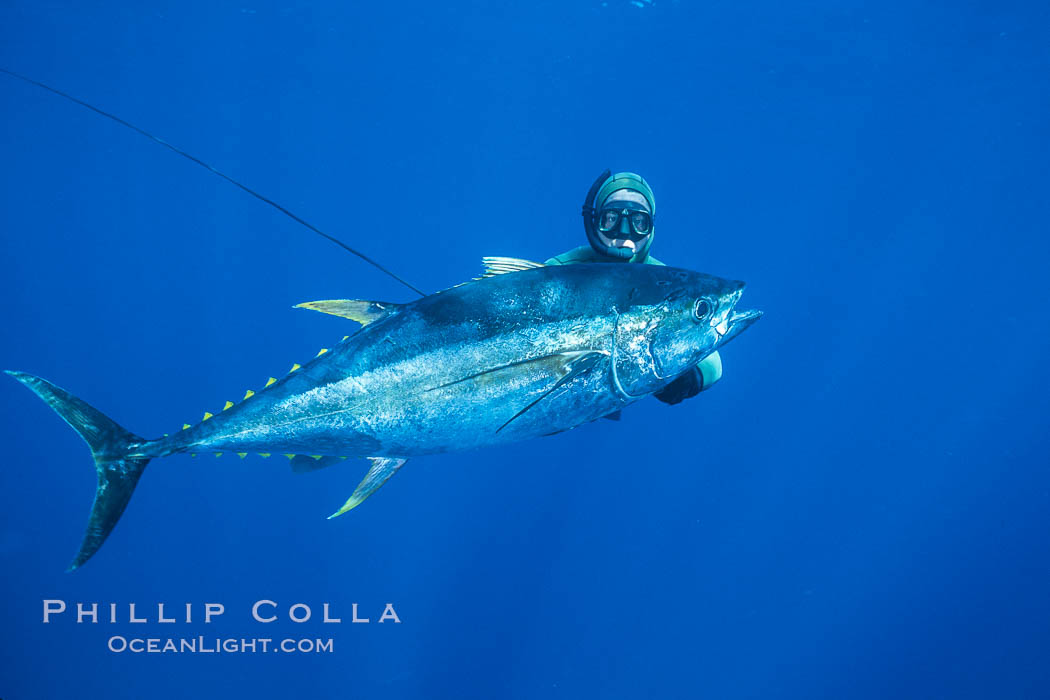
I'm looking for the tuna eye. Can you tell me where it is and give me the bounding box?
[694,299,712,321]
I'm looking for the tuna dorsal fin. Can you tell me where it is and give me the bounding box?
[294,299,401,326]
[328,457,407,519]
[478,256,545,278]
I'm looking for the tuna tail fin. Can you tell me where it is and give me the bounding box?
[5,370,150,571]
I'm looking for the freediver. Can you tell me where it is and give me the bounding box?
[546,170,722,406]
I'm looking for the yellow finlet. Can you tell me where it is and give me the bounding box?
[182,423,191,430]
[214,452,223,457]
[342,335,349,341]
[238,452,247,459]
[259,453,271,458]
[316,348,328,357]
[243,389,255,399]
[311,455,323,460]
[202,412,214,421]
[223,400,234,411]
[290,363,302,372]
[190,453,197,458]
[265,377,277,387]
[284,453,295,459]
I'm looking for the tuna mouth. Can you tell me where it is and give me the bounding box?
[716,309,762,347]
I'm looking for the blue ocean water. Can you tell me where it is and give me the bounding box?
[1,1,1048,697]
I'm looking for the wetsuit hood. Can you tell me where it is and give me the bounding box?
[582,170,656,263]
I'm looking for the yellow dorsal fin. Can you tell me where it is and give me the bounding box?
[294,299,400,326]
[243,389,255,399]
[316,348,328,357]
[238,452,247,459]
[342,335,349,341]
[259,453,271,458]
[290,363,301,372]
[202,412,213,421]
[190,453,197,458]
[265,377,276,387]
[284,453,295,459]
[214,452,223,457]
[311,455,323,460]
[223,400,234,410]
[182,423,191,430]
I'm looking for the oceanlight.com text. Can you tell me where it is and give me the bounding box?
[107,636,334,654]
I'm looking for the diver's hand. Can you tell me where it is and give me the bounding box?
[654,368,704,405]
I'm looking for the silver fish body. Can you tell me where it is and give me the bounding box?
[7,261,761,568]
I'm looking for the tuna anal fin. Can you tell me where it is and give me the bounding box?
[328,458,407,519]
[290,455,345,473]
[294,299,400,326]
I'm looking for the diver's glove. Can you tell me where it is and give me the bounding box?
[654,367,705,405]
[655,353,724,405]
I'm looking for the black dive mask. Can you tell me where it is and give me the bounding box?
[596,202,653,240]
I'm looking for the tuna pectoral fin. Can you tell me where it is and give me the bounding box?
[497,351,605,433]
[328,457,407,519]
[5,371,150,571]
